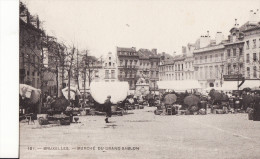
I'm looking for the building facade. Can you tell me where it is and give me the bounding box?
[117,47,139,90]
[101,52,118,82]
[19,3,43,89]
[138,48,160,91]
[194,44,226,88]
[241,22,260,79]
[223,26,245,80]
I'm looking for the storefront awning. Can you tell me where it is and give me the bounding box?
[221,81,239,90]
[157,80,201,91]
[240,80,260,89]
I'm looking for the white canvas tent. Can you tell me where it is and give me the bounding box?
[157,80,201,91]
[19,84,41,104]
[90,81,129,104]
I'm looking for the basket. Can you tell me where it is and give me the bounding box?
[38,117,49,125]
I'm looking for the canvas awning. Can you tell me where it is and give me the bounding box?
[240,80,260,89]
[221,81,239,90]
[157,80,201,91]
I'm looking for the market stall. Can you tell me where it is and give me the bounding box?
[90,81,129,104]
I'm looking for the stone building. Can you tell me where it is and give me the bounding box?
[223,23,245,79]
[101,52,118,82]
[240,11,260,79]
[117,47,139,90]
[19,2,43,89]
[193,32,226,88]
[138,48,160,92]
[158,52,174,81]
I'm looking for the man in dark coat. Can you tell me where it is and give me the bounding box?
[104,95,112,123]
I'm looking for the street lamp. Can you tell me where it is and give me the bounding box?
[220,63,224,87]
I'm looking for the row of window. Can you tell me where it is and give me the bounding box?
[119,59,159,67]
[119,59,138,66]
[197,65,224,80]
[227,48,243,57]
[105,70,116,79]
[246,52,260,63]
[118,51,137,56]
[195,53,224,64]
[246,66,260,78]
[246,38,260,50]
[105,62,115,67]
[160,64,185,72]
[163,72,194,80]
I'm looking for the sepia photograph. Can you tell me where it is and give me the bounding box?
[13,0,260,158]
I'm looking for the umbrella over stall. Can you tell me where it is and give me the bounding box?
[164,94,177,105]
[184,95,200,107]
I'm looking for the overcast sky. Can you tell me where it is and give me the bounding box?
[21,0,260,57]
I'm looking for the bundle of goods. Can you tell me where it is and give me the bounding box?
[216,109,224,114]
[189,105,199,115]
[154,109,163,115]
[199,108,206,115]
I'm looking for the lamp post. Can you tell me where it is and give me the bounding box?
[220,63,224,87]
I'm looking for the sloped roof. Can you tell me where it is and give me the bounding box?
[138,48,159,59]
[117,47,136,52]
[239,21,260,32]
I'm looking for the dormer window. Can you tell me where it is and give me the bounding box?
[232,33,236,42]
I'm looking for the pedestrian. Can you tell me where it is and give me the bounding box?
[104,95,112,123]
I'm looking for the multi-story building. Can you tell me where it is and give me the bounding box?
[117,47,139,90]
[193,32,226,88]
[138,48,160,91]
[19,2,43,89]
[158,52,174,81]
[240,12,260,79]
[173,55,186,80]
[101,52,118,82]
[223,24,245,79]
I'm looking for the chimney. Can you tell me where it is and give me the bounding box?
[215,32,224,45]
[207,31,210,37]
[249,10,258,25]
[173,51,176,57]
[162,52,165,56]
[257,9,260,22]
[234,18,238,27]
[131,47,136,51]
[182,46,187,55]
[200,32,211,48]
